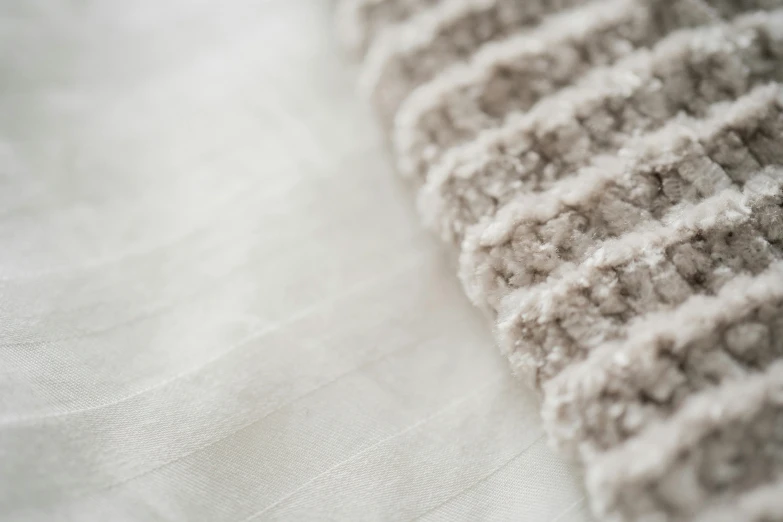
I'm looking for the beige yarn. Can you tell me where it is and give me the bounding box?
[337,0,783,520]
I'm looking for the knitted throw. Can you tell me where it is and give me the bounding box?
[336,1,783,520]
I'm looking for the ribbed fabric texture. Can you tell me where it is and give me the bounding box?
[336,1,783,520]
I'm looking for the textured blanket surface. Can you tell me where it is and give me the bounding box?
[337,1,783,520]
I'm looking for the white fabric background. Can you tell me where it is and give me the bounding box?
[0,1,592,520]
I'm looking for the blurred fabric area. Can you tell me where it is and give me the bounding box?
[0,1,589,520]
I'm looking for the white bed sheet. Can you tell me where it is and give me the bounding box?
[0,1,592,520]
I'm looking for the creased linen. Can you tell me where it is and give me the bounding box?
[0,1,590,521]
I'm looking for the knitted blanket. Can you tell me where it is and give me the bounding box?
[336,1,783,520]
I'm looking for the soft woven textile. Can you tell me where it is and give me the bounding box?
[0,1,591,521]
[337,0,783,520]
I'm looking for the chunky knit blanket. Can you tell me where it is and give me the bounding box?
[336,1,783,520]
